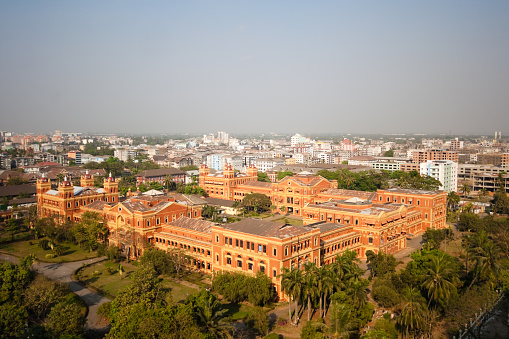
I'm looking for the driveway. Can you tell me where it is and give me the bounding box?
[0,254,111,337]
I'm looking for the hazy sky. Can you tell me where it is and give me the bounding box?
[1,1,509,135]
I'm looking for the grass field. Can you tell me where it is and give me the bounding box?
[0,238,99,263]
[78,260,201,302]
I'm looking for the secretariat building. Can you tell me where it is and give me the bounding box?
[37,165,446,299]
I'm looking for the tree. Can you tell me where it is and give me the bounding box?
[73,211,107,252]
[365,250,397,277]
[23,275,67,320]
[492,189,509,215]
[447,191,460,211]
[45,301,85,337]
[316,265,333,318]
[257,172,271,182]
[140,248,176,276]
[5,217,20,241]
[422,252,459,308]
[383,150,394,157]
[245,306,268,337]
[397,287,426,338]
[460,182,471,197]
[280,267,295,322]
[277,170,294,181]
[189,289,232,339]
[422,229,446,251]
[6,176,28,185]
[241,193,272,213]
[466,232,502,290]
[327,302,355,339]
[303,263,318,321]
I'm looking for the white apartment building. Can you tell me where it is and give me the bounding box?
[114,148,138,161]
[254,158,286,172]
[291,133,309,147]
[420,160,458,193]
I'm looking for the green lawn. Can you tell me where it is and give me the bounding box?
[78,260,201,302]
[272,217,304,226]
[0,238,99,263]
[222,302,258,320]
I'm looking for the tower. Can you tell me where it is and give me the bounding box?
[103,172,119,203]
[81,170,94,187]
[199,164,209,187]
[36,174,51,217]
[223,163,234,179]
[247,164,258,179]
[58,176,74,200]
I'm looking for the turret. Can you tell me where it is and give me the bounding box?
[199,163,209,187]
[247,163,258,179]
[37,173,52,216]
[223,163,234,179]
[81,170,94,187]
[58,176,74,199]
[103,172,118,194]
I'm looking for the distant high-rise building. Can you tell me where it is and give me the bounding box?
[420,160,458,193]
[217,131,229,144]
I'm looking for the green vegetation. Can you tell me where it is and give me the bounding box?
[212,271,274,306]
[316,169,441,191]
[0,256,86,338]
[241,193,272,212]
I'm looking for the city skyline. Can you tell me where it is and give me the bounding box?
[1,1,509,135]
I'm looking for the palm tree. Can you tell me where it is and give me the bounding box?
[467,232,502,290]
[422,253,459,308]
[327,302,355,339]
[460,182,471,197]
[303,263,318,321]
[194,290,232,339]
[447,191,460,211]
[289,268,304,324]
[280,267,294,322]
[397,287,426,339]
[316,265,333,318]
[346,279,368,310]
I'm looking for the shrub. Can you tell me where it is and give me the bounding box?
[264,333,281,339]
[53,245,65,257]
[39,239,50,251]
[372,285,400,308]
[45,254,55,259]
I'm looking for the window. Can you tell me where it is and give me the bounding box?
[273,269,277,278]
[285,247,288,256]
[236,239,239,247]
[216,254,219,262]
[273,248,277,256]
[417,200,420,206]
[237,260,242,268]
[216,235,219,243]
[225,237,228,244]
[355,219,359,225]
[260,266,265,273]
[229,238,232,245]
[247,241,250,249]
[248,263,253,270]
[227,257,232,265]
[263,245,266,253]
[251,242,254,250]
[240,240,243,248]
[258,244,262,252]
[425,213,428,220]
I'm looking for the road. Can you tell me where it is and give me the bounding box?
[0,254,111,338]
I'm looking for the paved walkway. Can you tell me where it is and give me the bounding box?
[0,254,111,337]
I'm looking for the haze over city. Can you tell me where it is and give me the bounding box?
[1,1,509,135]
